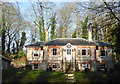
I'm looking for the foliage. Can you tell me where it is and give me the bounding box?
[72,28,77,38]
[14,50,25,58]
[20,32,26,50]
[50,13,56,40]
[81,16,91,39]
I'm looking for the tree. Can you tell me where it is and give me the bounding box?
[81,16,91,39]
[87,1,120,60]
[72,28,77,38]
[50,13,56,40]
[20,32,26,50]
[57,3,76,38]
[1,2,27,57]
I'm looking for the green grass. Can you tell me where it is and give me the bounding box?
[74,71,120,83]
[2,70,67,83]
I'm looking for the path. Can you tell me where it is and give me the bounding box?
[65,73,75,82]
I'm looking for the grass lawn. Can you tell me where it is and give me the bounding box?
[74,71,120,83]
[2,70,67,83]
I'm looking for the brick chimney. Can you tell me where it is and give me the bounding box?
[88,29,92,41]
[45,29,48,41]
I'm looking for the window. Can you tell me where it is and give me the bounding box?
[82,49,86,55]
[34,49,38,57]
[53,48,57,55]
[34,64,38,70]
[101,49,105,56]
[78,48,80,55]
[88,48,90,56]
[100,64,105,69]
[82,64,87,70]
[41,47,43,50]
[52,64,56,68]
[67,49,71,55]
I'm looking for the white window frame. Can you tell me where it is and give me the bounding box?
[52,48,57,55]
[52,63,57,70]
[82,63,87,70]
[33,64,39,70]
[82,48,86,56]
[67,49,71,55]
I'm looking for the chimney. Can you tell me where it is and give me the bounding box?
[88,29,92,41]
[45,29,48,41]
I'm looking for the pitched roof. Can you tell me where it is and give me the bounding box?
[25,38,112,47]
[45,38,98,46]
[25,42,44,47]
[96,41,112,47]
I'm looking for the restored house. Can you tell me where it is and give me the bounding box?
[25,30,114,72]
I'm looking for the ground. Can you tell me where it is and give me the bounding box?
[2,62,120,83]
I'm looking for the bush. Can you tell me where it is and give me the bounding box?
[14,50,25,58]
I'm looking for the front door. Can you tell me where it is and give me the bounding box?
[66,49,72,61]
[66,48,73,73]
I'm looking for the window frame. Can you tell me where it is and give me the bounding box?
[100,49,106,56]
[67,49,71,55]
[52,64,57,68]
[82,48,86,56]
[52,48,57,55]
[33,64,39,70]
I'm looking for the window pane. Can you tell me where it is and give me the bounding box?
[53,48,57,55]
[101,50,105,56]
[34,64,38,70]
[67,49,71,55]
[82,49,86,55]
[34,54,38,56]
[52,64,56,68]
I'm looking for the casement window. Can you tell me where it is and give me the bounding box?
[34,64,38,70]
[34,49,39,57]
[100,64,106,69]
[88,48,90,56]
[82,63,90,70]
[53,48,57,55]
[101,49,105,56]
[82,48,86,55]
[82,64,87,70]
[78,48,80,56]
[52,64,57,68]
[67,49,71,55]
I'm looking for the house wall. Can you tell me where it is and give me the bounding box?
[26,45,114,71]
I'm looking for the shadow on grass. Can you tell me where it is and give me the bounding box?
[35,71,67,83]
[74,71,120,83]
[2,69,31,83]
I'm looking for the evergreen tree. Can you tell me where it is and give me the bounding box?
[50,13,56,40]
